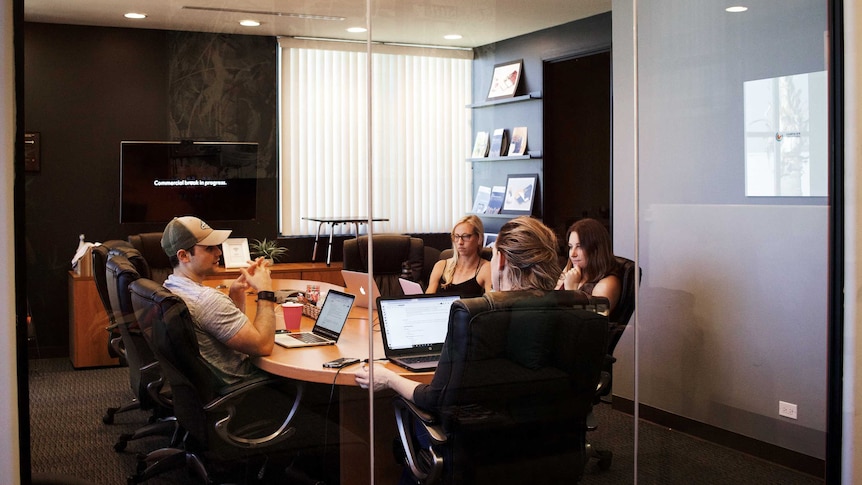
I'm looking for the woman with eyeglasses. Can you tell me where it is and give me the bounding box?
[426,214,492,297]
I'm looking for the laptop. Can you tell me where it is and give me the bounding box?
[275,289,355,348]
[377,294,460,371]
[341,270,382,309]
[398,278,423,295]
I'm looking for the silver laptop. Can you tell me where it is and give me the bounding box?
[275,289,355,348]
[341,270,382,309]
[377,294,460,371]
[398,278,423,295]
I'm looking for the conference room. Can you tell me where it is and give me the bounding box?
[19,0,845,484]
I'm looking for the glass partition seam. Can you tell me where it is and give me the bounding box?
[633,0,640,482]
[365,2,375,484]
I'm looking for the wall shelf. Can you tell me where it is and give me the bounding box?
[468,151,542,162]
[467,91,542,109]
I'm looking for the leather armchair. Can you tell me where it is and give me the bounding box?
[127,232,172,284]
[105,250,176,452]
[91,239,135,362]
[127,278,305,483]
[586,256,641,471]
[392,290,609,484]
[342,234,425,296]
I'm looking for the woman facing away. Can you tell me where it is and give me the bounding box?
[426,214,492,298]
[556,218,621,314]
[355,215,561,403]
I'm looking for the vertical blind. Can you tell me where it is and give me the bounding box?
[278,38,473,235]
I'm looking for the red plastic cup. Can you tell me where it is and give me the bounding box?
[281,302,303,332]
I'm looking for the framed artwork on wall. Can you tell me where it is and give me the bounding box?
[486,59,523,101]
[501,173,538,215]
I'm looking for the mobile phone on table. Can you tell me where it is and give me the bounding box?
[322,357,360,369]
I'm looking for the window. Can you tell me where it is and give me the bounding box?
[278,38,473,235]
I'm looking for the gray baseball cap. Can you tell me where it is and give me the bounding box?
[161,216,232,257]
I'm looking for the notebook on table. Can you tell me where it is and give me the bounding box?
[275,289,355,348]
[377,294,460,371]
[398,278,423,295]
[341,270,382,309]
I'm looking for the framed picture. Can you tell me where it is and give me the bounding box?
[501,173,538,215]
[222,238,251,268]
[486,59,523,101]
[484,233,498,247]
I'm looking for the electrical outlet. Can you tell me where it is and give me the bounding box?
[779,401,798,419]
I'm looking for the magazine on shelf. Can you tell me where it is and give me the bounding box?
[488,128,509,157]
[485,185,506,214]
[472,185,492,213]
[471,131,490,158]
[508,127,527,156]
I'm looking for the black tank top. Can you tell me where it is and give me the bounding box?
[438,260,486,298]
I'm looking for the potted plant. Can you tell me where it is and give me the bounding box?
[249,238,288,264]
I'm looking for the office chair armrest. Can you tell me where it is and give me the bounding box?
[205,377,304,449]
[143,364,172,409]
[109,336,125,360]
[393,396,446,484]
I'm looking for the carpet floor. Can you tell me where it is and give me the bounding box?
[28,358,825,484]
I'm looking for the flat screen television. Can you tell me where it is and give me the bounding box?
[120,141,259,224]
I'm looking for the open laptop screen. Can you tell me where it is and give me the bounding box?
[315,289,354,335]
[378,295,459,351]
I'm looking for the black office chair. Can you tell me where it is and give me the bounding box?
[391,290,609,484]
[127,278,305,484]
[93,240,139,423]
[585,255,641,470]
[91,240,135,362]
[342,234,425,296]
[438,246,493,262]
[127,232,172,284]
[105,251,177,451]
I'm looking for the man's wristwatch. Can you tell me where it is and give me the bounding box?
[256,291,277,303]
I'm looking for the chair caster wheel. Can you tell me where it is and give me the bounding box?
[596,450,613,471]
[103,408,118,424]
[114,435,131,452]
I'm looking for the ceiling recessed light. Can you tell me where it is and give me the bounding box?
[726,6,748,13]
[443,34,462,40]
[124,12,147,19]
[346,27,367,33]
[239,19,261,27]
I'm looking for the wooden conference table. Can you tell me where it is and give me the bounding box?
[207,278,433,484]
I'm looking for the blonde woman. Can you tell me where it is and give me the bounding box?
[426,215,492,297]
[356,216,562,398]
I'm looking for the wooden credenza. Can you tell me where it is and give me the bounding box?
[68,262,345,368]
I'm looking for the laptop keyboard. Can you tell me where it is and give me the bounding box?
[400,355,439,364]
[290,333,328,344]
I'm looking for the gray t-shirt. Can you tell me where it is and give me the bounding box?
[164,274,264,386]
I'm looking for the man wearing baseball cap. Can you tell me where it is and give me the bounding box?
[161,216,277,385]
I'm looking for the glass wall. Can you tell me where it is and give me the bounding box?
[613,0,830,482]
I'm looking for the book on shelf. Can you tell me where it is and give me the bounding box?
[485,185,506,214]
[508,126,527,156]
[488,128,509,157]
[472,185,492,213]
[471,131,490,158]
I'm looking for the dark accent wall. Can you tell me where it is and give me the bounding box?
[23,23,286,356]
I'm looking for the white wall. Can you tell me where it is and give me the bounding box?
[613,0,829,459]
[2,0,21,480]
